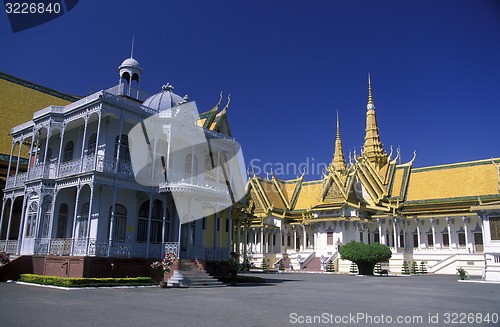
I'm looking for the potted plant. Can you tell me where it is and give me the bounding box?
[151,251,177,288]
[457,267,468,280]
[227,252,242,285]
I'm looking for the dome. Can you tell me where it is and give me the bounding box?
[119,57,142,72]
[142,84,185,111]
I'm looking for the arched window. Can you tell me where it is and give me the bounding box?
[63,141,74,162]
[137,200,166,243]
[25,201,38,237]
[87,133,97,155]
[56,203,68,238]
[184,154,198,179]
[40,196,52,238]
[77,202,90,239]
[114,135,130,162]
[108,204,127,241]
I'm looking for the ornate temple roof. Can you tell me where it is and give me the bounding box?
[244,76,500,222]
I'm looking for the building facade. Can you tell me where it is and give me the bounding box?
[240,76,500,280]
[0,57,242,263]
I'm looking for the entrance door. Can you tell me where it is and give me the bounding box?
[21,201,38,254]
[474,233,483,252]
[295,236,300,252]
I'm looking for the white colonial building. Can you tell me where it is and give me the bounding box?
[0,57,244,263]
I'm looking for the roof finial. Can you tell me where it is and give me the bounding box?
[367,72,374,106]
[131,36,135,58]
[336,110,340,135]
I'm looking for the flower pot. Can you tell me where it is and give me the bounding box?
[159,281,167,288]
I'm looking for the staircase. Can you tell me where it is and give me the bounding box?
[301,257,323,271]
[167,260,226,288]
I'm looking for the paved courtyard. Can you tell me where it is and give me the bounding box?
[0,273,498,327]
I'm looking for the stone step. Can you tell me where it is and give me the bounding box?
[167,260,226,288]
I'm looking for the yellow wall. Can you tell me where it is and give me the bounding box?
[0,78,72,156]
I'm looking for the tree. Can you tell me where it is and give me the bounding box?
[349,261,358,274]
[401,261,410,275]
[326,260,335,272]
[339,241,392,275]
[419,261,428,274]
[411,261,419,274]
[261,258,269,271]
[373,262,382,275]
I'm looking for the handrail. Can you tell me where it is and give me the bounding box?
[299,251,316,269]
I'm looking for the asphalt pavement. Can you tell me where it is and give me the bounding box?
[0,273,498,327]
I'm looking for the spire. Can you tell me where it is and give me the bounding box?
[331,110,347,172]
[362,74,388,169]
[130,36,135,58]
[367,73,375,110]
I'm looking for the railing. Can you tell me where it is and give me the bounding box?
[299,251,316,269]
[0,240,19,254]
[411,246,470,254]
[5,156,135,189]
[30,238,179,258]
[105,84,153,102]
[184,247,229,261]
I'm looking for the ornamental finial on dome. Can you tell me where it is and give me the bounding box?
[367,73,374,108]
[162,83,174,92]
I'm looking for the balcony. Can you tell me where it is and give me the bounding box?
[4,155,134,189]
[31,238,178,258]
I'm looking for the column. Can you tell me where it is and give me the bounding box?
[3,200,14,251]
[70,186,81,255]
[146,192,153,258]
[377,218,383,245]
[85,185,94,255]
[56,125,65,176]
[430,218,436,250]
[242,221,248,263]
[114,111,124,173]
[26,133,35,176]
[16,195,28,255]
[462,217,470,252]
[42,126,51,177]
[260,227,264,253]
[6,141,15,181]
[393,218,398,249]
[79,116,88,172]
[301,223,306,251]
[47,191,58,252]
[93,113,101,170]
[415,219,421,249]
[293,225,297,252]
[446,217,452,250]
[13,139,23,186]
[0,197,7,241]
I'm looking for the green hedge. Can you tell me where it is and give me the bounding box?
[19,274,155,287]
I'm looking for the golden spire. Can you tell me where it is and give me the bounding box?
[368,73,374,106]
[331,110,347,172]
[362,74,388,169]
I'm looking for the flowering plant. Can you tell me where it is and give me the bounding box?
[151,251,177,274]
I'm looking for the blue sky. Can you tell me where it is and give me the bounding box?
[1,0,499,180]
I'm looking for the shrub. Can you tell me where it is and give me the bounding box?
[401,261,410,275]
[326,260,335,272]
[410,261,419,274]
[261,258,269,270]
[339,241,392,275]
[419,261,428,274]
[373,262,382,274]
[18,274,155,287]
